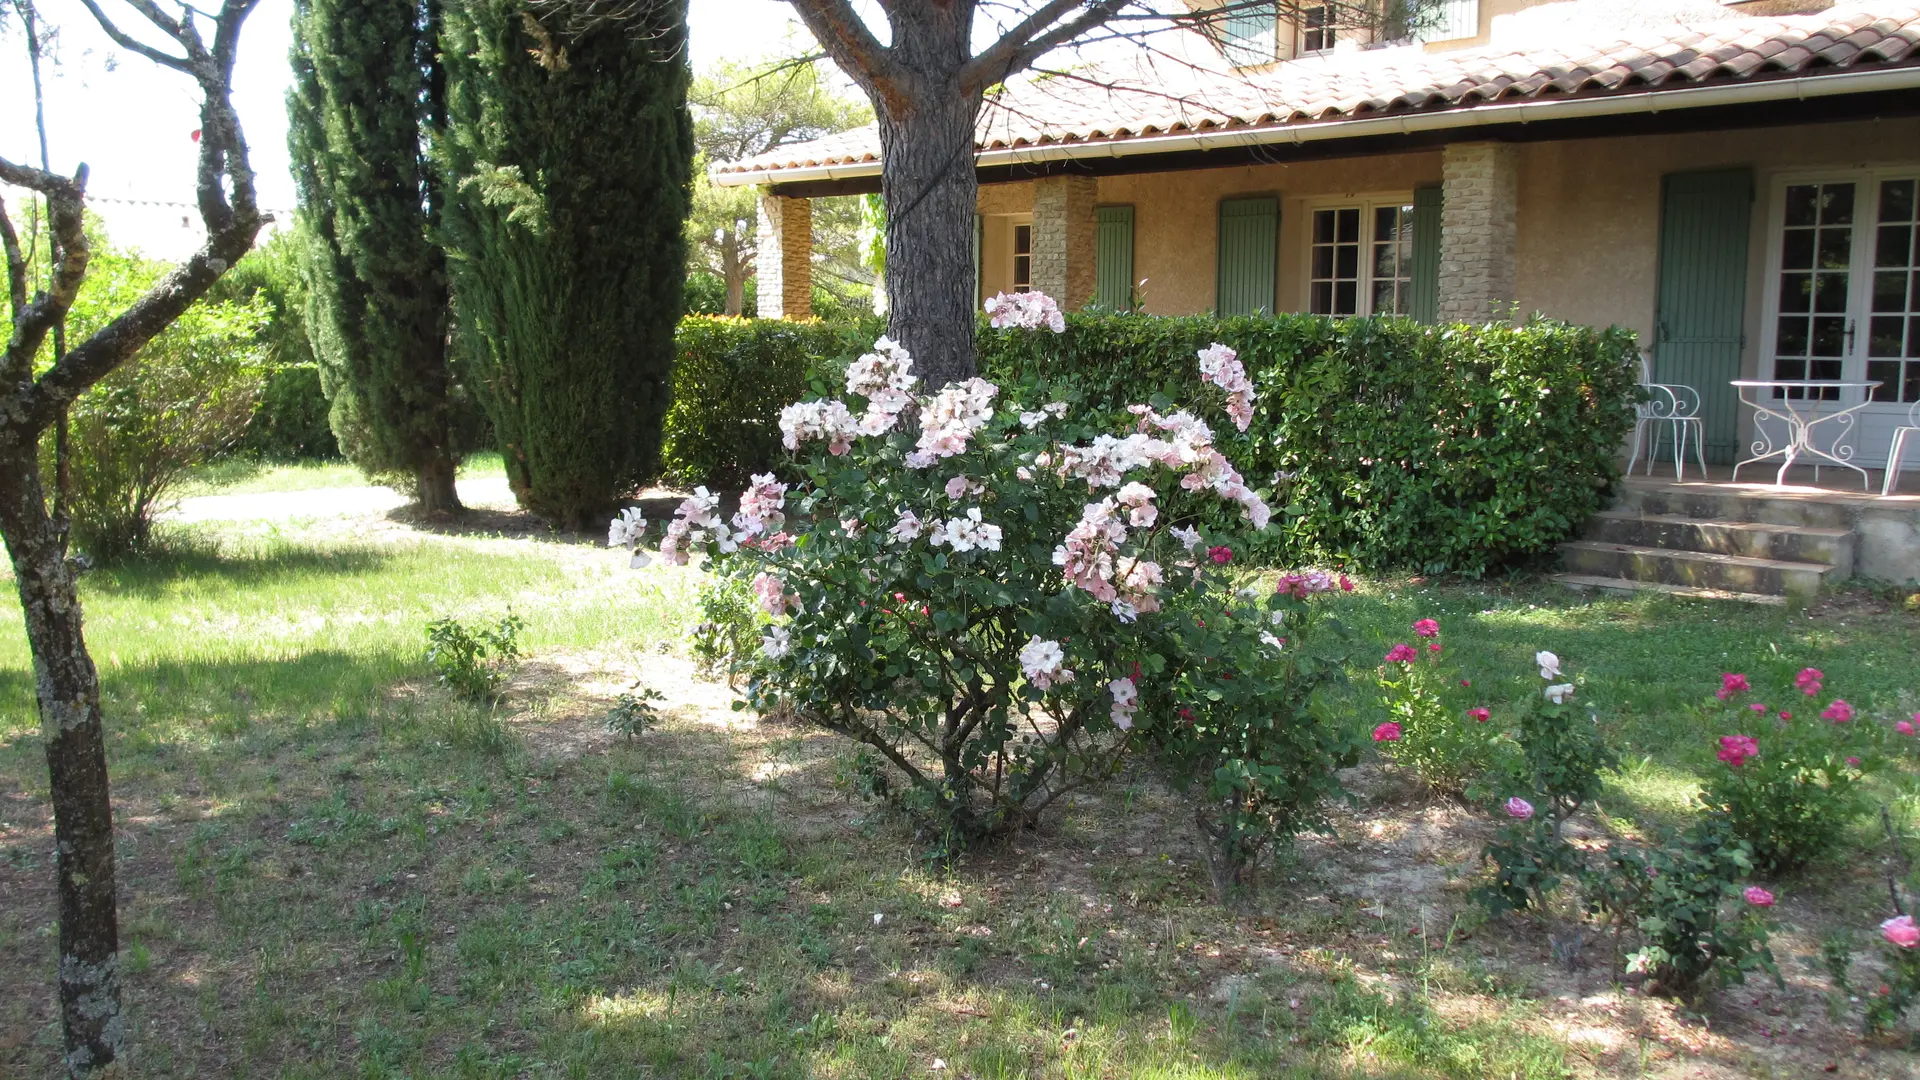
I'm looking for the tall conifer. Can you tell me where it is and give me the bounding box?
[289,0,463,512]
[438,0,694,528]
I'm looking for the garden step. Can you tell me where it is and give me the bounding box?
[1582,511,1854,576]
[1549,572,1788,606]
[1612,484,1854,530]
[1557,541,1833,601]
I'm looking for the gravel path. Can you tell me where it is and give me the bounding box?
[169,476,518,522]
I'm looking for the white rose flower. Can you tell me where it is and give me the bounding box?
[1536,650,1561,680]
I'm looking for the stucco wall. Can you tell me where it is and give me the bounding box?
[1514,116,1920,382]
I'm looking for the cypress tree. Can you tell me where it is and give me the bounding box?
[289,0,464,513]
[438,0,694,529]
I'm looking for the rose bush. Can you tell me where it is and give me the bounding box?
[1372,617,1502,795]
[615,303,1356,875]
[1697,668,1905,875]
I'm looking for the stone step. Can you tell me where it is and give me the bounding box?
[1613,485,1855,530]
[1550,573,1788,606]
[1558,541,1834,600]
[1583,511,1854,575]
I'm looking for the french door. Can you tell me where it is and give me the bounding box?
[1759,170,1920,467]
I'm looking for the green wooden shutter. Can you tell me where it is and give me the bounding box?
[1655,168,1754,465]
[1409,185,1442,324]
[1095,205,1135,310]
[972,213,983,307]
[1216,197,1277,316]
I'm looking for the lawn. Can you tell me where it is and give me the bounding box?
[2,502,1917,1077]
[179,451,510,497]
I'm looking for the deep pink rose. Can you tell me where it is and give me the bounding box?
[1882,915,1919,949]
[1504,797,1534,820]
[1339,575,1355,592]
[1717,734,1759,768]
[1207,545,1233,565]
[1898,719,1916,736]
[1459,679,1471,688]
[1373,722,1402,743]
[1468,707,1490,723]
[1718,673,1750,700]
[1822,699,1854,723]
[1779,711,1792,721]
[1383,644,1418,664]
[1847,757,1862,768]
[1743,887,1775,907]
[1795,667,1824,696]
[1748,703,1768,713]
[1412,619,1440,639]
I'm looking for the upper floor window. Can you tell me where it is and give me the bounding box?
[1301,5,1337,53]
[1013,223,1033,293]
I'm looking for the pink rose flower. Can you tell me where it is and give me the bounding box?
[1743,887,1775,907]
[1882,915,1920,949]
[1383,644,1418,664]
[1468,707,1490,723]
[1847,757,1862,768]
[1822,699,1854,723]
[1373,721,1402,743]
[1412,618,1440,639]
[1779,711,1792,721]
[1748,703,1768,713]
[1718,673,1749,700]
[1795,667,1824,696]
[1339,575,1355,592]
[1459,679,1471,688]
[1207,545,1233,565]
[1717,734,1759,768]
[1897,719,1916,736]
[1427,642,1442,655]
[1504,797,1534,820]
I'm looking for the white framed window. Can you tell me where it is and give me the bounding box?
[1300,5,1337,53]
[1012,220,1033,293]
[1757,167,1920,466]
[1307,198,1415,316]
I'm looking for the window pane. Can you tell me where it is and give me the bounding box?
[1782,229,1815,270]
[1312,245,1334,278]
[1779,272,1812,313]
[1880,178,1916,224]
[1875,270,1910,313]
[1817,227,1851,269]
[1877,226,1913,268]
[1813,272,1849,312]
[1870,315,1905,356]
[1776,317,1808,356]
[1310,280,1332,314]
[1868,359,1900,401]
[1785,185,1819,227]
[1812,316,1846,356]
[1335,244,1358,279]
[1820,183,1855,225]
[1335,280,1357,315]
[1373,278,1400,316]
[1312,209,1334,244]
[1336,208,1360,244]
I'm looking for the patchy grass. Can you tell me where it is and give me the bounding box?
[181,452,510,497]
[2,512,1918,1077]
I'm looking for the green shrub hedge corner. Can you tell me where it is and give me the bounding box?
[659,317,854,490]
[979,312,1640,576]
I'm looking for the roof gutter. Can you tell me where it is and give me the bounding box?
[710,64,1920,187]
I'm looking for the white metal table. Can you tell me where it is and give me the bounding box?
[1730,379,1882,491]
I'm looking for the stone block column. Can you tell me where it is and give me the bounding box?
[1437,142,1519,324]
[756,192,812,320]
[1030,175,1097,308]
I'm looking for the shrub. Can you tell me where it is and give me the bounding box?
[1473,650,1618,915]
[978,312,1640,575]
[614,319,1331,865]
[64,292,269,557]
[606,689,666,739]
[1697,668,1900,875]
[688,574,761,681]
[660,318,856,489]
[1372,617,1501,795]
[1587,818,1780,1003]
[1826,912,1920,1035]
[425,613,524,702]
[237,363,340,460]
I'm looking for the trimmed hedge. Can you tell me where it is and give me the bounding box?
[979,313,1640,576]
[660,317,875,489]
[237,363,341,460]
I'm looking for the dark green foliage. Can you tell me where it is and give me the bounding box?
[289,0,462,500]
[438,0,695,528]
[237,364,339,460]
[425,613,523,702]
[210,235,340,459]
[684,271,755,317]
[979,312,1640,574]
[661,316,854,488]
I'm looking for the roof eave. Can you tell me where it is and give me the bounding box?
[709,63,1920,188]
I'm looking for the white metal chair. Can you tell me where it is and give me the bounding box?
[1882,399,1920,496]
[1627,351,1709,481]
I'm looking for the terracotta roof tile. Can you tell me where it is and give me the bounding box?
[714,4,1920,178]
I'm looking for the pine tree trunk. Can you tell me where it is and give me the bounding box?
[414,453,463,516]
[0,444,121,1078]
[876,95,980,390]
[721,228,745,316]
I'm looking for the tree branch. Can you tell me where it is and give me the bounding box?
[0,158,88,391]
[72,0,192,71]
[783,0,900,102]
[962,0,1134,95]
[0,195,25,326]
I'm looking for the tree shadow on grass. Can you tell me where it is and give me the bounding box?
[78,540,394,599]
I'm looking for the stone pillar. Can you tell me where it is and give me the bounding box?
[755,192,812,320]
[1437,142,1519,324]
[1030,174,1098,308]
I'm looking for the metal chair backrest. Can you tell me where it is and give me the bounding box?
[1639,351,1703,421]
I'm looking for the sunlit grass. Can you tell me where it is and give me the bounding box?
[179,451,509,497]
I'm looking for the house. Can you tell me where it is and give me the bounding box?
[709,0,1920,468]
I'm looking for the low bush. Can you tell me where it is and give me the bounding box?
[978,312,1640,575]
[1697,668,1905,875]
[1827,911,1920,1035]
[659,317,871,490]
[1371,617,1501,795]
[237,363,340,460]
[425,614,524,703]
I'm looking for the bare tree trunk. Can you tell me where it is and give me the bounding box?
[721,227,746,316]
[876,93,979,389]
[0,443,121,1076]
[415,456,462,516]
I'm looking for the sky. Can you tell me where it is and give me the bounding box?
[0,0,815,259]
